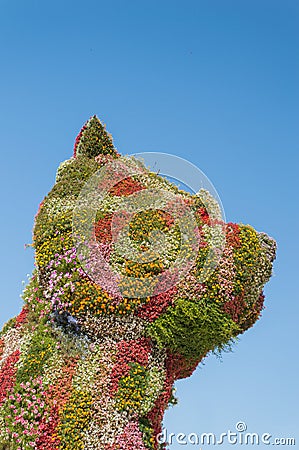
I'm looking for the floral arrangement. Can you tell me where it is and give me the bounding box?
[0,116,276,449]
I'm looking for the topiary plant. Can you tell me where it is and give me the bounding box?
[0,116,276,449]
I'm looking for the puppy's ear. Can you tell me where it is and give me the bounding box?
[74,115,118,159]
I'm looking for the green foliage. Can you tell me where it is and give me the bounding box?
[34,156,98,249]
[35,233,74,268]
[2,378,49,449]
[233,225,275,313]
[16,325,57,383]
[115,362,148,413]
[57,389,93,450]
[21,272,48,327]
[34,210,73,249]
[147,299,239,359]
[75,116,117,159]
[168,386,178,407]
[139,417,156,449]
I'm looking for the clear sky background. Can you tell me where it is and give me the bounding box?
[0,1,298,448]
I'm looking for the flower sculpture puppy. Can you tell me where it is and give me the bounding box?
[0,116,276,450]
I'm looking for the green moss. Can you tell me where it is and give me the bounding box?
[147,299,239,359]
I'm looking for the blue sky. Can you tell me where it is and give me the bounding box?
[0,0,298,448]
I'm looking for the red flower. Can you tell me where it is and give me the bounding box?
[226,222,241,248]
[109,338,151,395]
[198,206,210,225]
[35,357,79,449]
[136,286,177,322]
[109,176,145,197]
[0,350,20,405]
[73,124,88,158]
[15,305,29,328]
[94,214,113,244]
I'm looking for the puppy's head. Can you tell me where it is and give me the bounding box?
[33,116,276,371]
